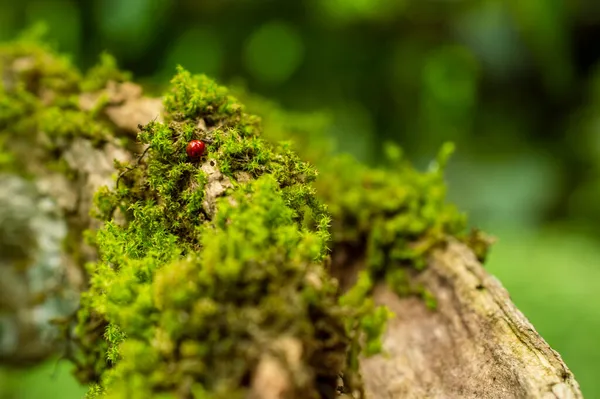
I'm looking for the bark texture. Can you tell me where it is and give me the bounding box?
[361,241,582,399]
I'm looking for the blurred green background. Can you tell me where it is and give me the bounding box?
[2,0,600,397]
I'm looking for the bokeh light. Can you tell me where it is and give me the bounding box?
[243,20,304,85]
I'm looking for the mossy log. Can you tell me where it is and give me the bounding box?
[0,33,583,398]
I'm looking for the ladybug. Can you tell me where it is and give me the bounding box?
[186,140,206,160]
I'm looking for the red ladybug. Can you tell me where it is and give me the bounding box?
[186,140,206,159]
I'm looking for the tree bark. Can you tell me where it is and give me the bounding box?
[361,241,582,399]
[0,57,583,397]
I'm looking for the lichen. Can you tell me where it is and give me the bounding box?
[0,174,78,362]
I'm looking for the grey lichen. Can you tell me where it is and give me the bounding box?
[0,174,79,363]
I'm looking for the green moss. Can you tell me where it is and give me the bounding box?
[38,104,112,148]
[0,28,125,177]
[86,384,104,399]
[312,144,467,295]
[73,68,384,398]
[421,288,438,310]
[0,136,17,172]
[239,90,485,297]
[339,271,393,364]
[81,52,132,92]
[0,32,491,398]
[0,25,81,96]
[0,83,39,134]
[46,157,77,180]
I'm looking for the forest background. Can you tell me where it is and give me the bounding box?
[1,0,600,397]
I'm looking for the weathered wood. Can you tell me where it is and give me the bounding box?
[362,241,582,399]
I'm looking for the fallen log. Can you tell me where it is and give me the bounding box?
[0,34,583,398]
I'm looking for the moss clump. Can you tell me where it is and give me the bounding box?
[0,27,129,176]
[0,31,491,398]
[239,90,485,298]
[75,67,383,398]
[0,136,17,172]
[80,52,132,93]
[317,143,467,293]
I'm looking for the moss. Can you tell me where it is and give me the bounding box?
[463,228,495,263]
[46,157,78,180]
[72,68,385,398]
[421,288,438,310]
[0,32,492,398]
[38,103,112,148]
[310,143,467,297]
[0,136,17,172]
[81,52,132,92]
[0,25,81,96]
[239,90,487,297]
[339,271,393,359]
[0,27,127,178]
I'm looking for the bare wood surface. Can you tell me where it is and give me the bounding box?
[361,241,582,399]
